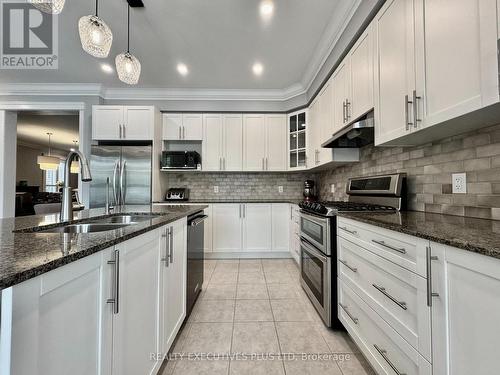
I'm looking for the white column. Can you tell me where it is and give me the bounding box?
[0,110,17,219]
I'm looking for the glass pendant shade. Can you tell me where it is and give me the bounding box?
[38,155,60,171]
[30,0,65,14]
[116,52,141,85]
[78,15,113,58]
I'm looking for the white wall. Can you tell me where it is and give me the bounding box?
[0,111,17,218]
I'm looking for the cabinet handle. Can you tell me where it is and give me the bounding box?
[243,204,246,218]
[223,158,226,171]
[219,157,222,171]
[372,284,407,310]
[179,126,182,139]
[374,344,406,375]
[371,239,406,254]
[262,158,265,170]
[342,101,347,123]
[162,228,169,267]
[106,249,120,314]
[182,126,185,139]
[290,206,293,220]
[405,94,413,130]
[119,124,122,139]
[339,303,358,324]
[339,259,358,273]
[426,246,439,307]
[413,90,421,128]
[239,204,242,218]
[123,124,126,139]
[339,226,357,235]
[346,99,351,121]
[169,227,174,264]
[265,158,268,171]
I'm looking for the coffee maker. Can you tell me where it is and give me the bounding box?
[303,180,317,202]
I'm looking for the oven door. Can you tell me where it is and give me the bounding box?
[300,211,330,255]
[300,238,331,326]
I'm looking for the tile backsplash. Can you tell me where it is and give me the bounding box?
[317,123,500,220]
[161,172,313,201]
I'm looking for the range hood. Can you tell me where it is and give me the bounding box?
[321,111,374,148]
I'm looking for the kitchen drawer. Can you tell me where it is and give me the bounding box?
[337,217,428,277]
[338,237,431,361]
[339,280,432,375]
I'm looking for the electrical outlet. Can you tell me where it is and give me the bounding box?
[213,186,219,194]
[452,173,467,194]
[278,186,283,193]
[330,184,336,193]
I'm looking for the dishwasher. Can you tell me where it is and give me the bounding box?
[186,211,207,315]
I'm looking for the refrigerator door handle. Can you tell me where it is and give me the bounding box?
[120,161,127,205]
[112,161,120,205]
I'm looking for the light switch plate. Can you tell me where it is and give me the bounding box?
[278,186,283,193]
[330,184,336,193]
[452,173,467,194]
[213,186,219,193]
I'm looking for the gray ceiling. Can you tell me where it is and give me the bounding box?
[0,0,357,91]
[17,113,80,151]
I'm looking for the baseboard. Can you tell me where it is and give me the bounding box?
[205,251,293,259]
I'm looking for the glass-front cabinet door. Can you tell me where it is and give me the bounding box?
[288,110,307,170]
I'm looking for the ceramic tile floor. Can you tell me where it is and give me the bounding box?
[162,259,376,375]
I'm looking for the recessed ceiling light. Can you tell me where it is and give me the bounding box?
[101,63,113,73]
[259,0,274,19]
[177,63,189,76]
[252,62,264,76]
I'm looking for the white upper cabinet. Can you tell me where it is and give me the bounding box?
[182,114,203,140]
[162,113,203,141]
[265,114,287,171]
[318,80,334,165]
[415,0,499,129]
[308,97,321,167]
[202,114,243,171]
[349,23,374,121]
[223,114,243,171]
[332,58,351,134]
[430,243,500,375]
[374,0,417,145]
[93,106,156,141]
[243,114,286,171]
[202,114,224,171]
[287,110,308,170]
[375,0,499,145]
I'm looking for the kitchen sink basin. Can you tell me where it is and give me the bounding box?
[38,223,132,234]
[90,214,159,225]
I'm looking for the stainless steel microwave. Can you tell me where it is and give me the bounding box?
[160,151,201,169]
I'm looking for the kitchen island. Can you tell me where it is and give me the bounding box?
[0,204,206,375]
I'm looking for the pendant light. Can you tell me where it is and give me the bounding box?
[37,133,60,171]
[78,0,113,58]
[115,5,141,85]
[70,140,80,174]
[29,0,65,14]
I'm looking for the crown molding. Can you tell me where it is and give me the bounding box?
[301,0,362,92]
[0,83,104,97]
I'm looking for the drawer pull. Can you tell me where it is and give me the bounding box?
[339,259,358,273]
[426,246,440,306]
[372,239,406,254]
[374,344,407,375]
[339,303,359,324]
[372,284,407,311]
[339,226,357,235]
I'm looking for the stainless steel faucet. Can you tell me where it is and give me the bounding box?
[60,150,92,222]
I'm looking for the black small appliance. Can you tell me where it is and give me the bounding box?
[160,151,200,169]
[165,188,190,201]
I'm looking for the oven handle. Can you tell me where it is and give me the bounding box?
[300,237,327,262]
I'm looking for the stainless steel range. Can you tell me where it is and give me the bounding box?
[298,173,406,327]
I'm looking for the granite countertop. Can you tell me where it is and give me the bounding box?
[154,199,303,205]
[0,204,207,290]
[338,211,500,259]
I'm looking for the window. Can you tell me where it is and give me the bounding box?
[44,161,65,193]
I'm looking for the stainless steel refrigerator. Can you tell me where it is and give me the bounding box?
[90,143,152,208]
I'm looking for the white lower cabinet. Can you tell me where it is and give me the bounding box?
[289,204,300,264]
[159,218,187,355]
[0,219,188,375]
[429,242,500,375]
[338,217,500,375]
[211,203,291,255]
[112,230,161,375]
[0,248,113,375]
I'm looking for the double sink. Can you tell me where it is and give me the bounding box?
[36,214,161,234]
